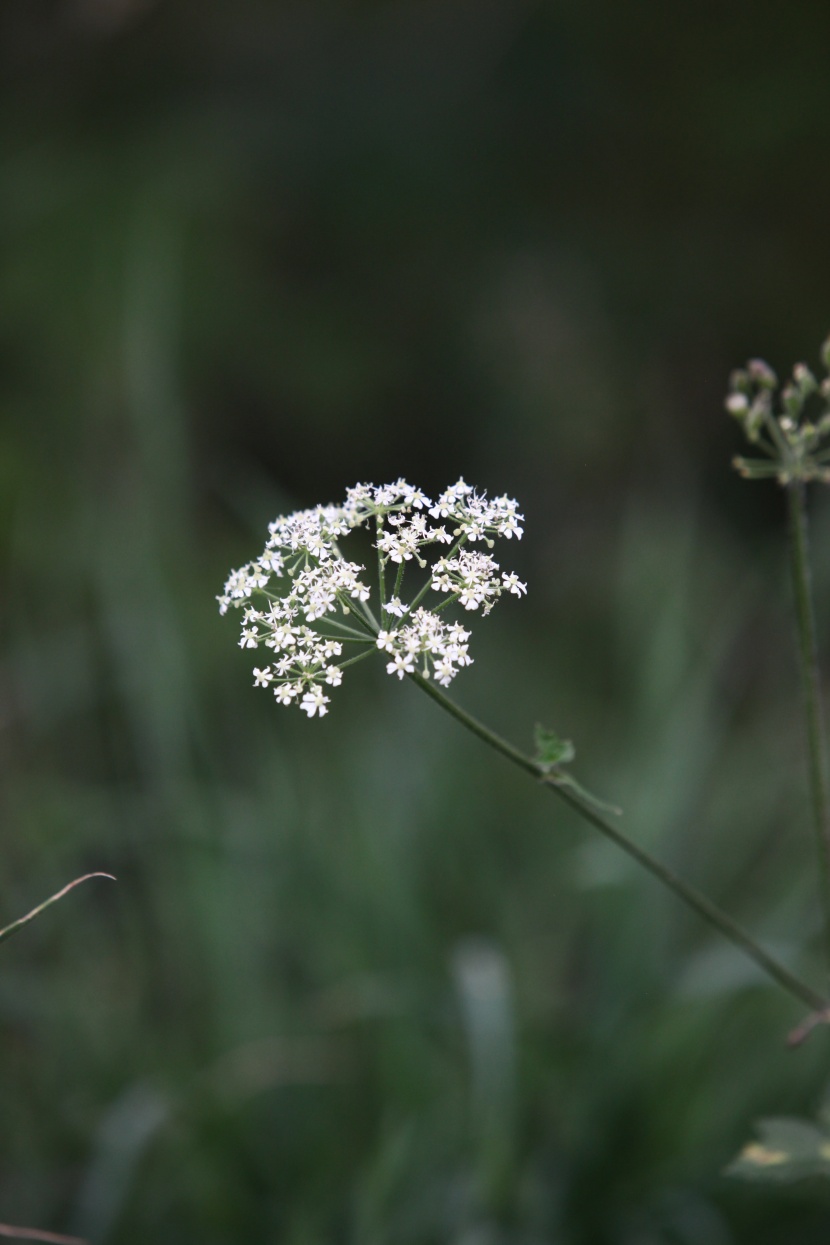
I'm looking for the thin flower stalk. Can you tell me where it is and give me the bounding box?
[788,482,830,973]
[411,672,825,1014]
[727,339,830,977]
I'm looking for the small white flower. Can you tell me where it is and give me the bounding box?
[324,665,343,686]
[239,628,260,648]
[502,571,527,596]
[267,623,297,651]
[387,653,415,679]
[253,667,273,686]
[498,513,523,540]
[458,586,485,610]
[274,682,299,705]
[386,596,409,618]
[433,658,456,686]
[301,687,330,717]
[258,548,284,573]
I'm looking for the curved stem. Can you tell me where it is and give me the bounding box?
[0,873,116,946]
[787,482,830,977]
[409,672,826,1013]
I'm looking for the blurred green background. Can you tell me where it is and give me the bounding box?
[4,1,830,1240]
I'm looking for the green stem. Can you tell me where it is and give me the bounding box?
[787,481,830,976]
[762,407,792,460]
[409,673,826,1013]
[335,648,377,672]
[333,590,378,636]
[394,559,406,601]
[316,633,376,644]
[317,618,377,641]
[407,533,469,615]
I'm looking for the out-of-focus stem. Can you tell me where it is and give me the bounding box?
[787,481,830,977]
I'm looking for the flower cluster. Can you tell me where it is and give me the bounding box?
[218,479,526,714]
[726,337,830,484]
[377,609,473,686]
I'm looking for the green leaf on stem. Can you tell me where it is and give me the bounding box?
[533,725,622,816]
[532,724,575,770]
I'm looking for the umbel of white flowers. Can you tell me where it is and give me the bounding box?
[218,478,527,716]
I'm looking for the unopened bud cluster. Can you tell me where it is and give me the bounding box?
[726,336,830,484]
[218,479,526,716]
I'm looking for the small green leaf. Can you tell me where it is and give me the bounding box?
[533,725,622,816]
[726,1117,830,1184]
[533,724,575,771]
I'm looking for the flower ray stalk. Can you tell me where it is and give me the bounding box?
[376,514,387,626]
[727,341,830,985]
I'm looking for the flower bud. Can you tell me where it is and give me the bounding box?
[725,392,749,416]
[782,385,803,418]
[748,359,777,389]
[793,363,817,397]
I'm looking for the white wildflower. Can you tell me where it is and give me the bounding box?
[387,652,416,679]
[502,571,527,596]
[218,477,526,712]
[301,687,330,717]
[275,682,299,705]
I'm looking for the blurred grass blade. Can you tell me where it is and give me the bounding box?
[0,874,115,946]
[71,1082,169,1242]
[0,1226,86,1244]
[452,938,516,1202]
